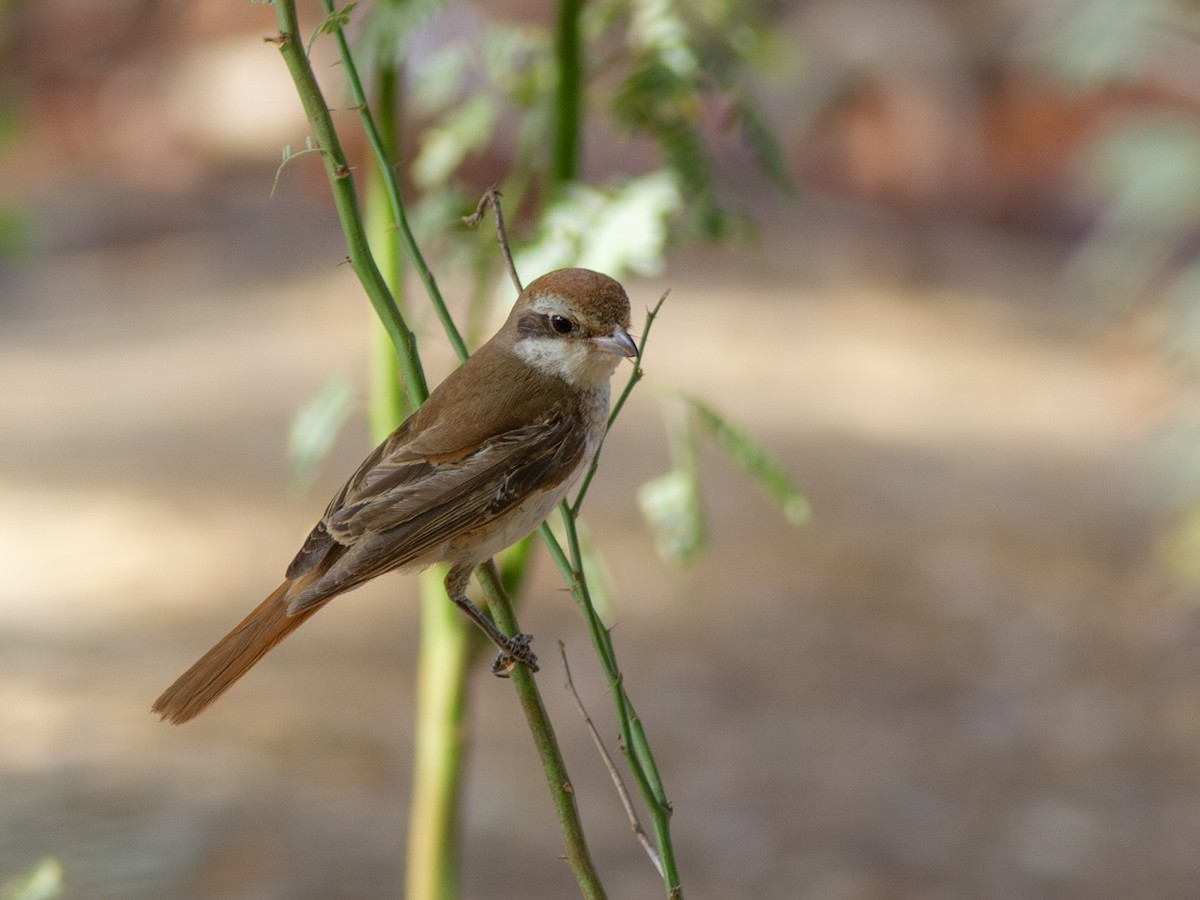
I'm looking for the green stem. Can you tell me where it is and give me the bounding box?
[365,65,410,433]
[551,0,585,186]
[475,565,609,900]
[539,517,683,898]
[572,292,668,515]
[272,1,427,401]
[317,0,469,364]
[407,566,470,900]
[360,55,471,900]
[539,292,683,898]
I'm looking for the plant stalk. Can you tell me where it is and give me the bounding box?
[475,565,609,900]
[272,0,427,402]
[317,0,468,363]
[551,0,585,187]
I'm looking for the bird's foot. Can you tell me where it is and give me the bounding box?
[490,632,539,677]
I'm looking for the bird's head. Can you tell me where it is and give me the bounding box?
[506,268,638,390]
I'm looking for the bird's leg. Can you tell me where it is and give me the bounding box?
[444,566,539,676]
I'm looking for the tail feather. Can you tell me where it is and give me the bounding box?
[152,582,322,724]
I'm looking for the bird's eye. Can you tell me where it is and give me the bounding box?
[550,315,574,334]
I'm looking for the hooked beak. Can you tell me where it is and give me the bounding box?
[592,326,639,360]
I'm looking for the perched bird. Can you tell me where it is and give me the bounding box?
[153,267,638,724]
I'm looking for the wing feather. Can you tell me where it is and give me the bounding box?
[284,409,585,611]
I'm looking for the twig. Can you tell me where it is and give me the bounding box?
[558,641,663,876]
[534,284,684,899]
[269,4,428,402]
[572,290,670,515]
[541,511,683,897]
[464,186,524,293]
[475,565,609,900]
[315,0,469,363]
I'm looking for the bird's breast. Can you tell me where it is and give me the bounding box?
[444,384,611,569]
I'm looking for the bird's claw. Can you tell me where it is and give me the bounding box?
[490,632,538,677]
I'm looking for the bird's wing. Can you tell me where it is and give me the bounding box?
[331,411,583,540]
[283,408,585,609]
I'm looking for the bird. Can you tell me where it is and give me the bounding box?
[152,267,638,724]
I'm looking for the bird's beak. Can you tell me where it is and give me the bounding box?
[592,326,639,360]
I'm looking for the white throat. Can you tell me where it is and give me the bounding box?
[514,335,620,389]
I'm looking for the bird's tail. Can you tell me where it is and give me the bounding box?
[152,581,321,724]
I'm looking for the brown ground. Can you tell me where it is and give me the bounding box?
[2,180,1197,899]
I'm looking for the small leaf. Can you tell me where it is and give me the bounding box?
[271,140,321,198]
[356,0,444,73]
[637,469,705,565]
[318,1,358,37]
[412,95,500,190]
[512,172,682,279]
[410,44,473,113]
[287,376,358,491]
[686,395,810,526]
[2,858,63,900]
[579,171,682,275]
[733,90,794,195]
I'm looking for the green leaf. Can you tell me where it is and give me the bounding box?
[638,396,705,565]
[317,1,358,37]
[578,172,682,274]
[410,44,473,113]
[513,172,682,278]
[1025,0,1164,86]
[733,90,794,195]
[356,0,445,74]
[412,94,500,190]
[686,395,810,526]
[481,24,553,106]
[628,0,697,77]
[287,376,358,491]
[1067,117,1200,308]
[271,138,321,198]
[611,57,724,237]
[2,858,63,900]
[637,468,705,565]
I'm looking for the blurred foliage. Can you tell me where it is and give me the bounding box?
[1,859,62,900]
[639,395,809,566]
[0,89,29,260]
[1031,0,1200,580]
[513,172,682,278]
[1021,0,1166,85]
[354,0,789,267]
[1029,0,1200,317]
[287,375,357,491]
[1069,116,1200,317]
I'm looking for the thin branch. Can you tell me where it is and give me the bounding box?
[572,291,670,515]
[315,0,470,364]
[547,508,684,898]
[269,7,428,401]
[475,565,609,900]
[464,186,524,293]
[558,641,663,877]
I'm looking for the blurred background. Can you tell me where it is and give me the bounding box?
[3,0,1200,897]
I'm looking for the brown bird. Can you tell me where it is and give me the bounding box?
[153,267,638,724]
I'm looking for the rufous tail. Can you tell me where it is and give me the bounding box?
[152,582,320,724]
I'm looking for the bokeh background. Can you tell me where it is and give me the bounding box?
[4,0,1200,898]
